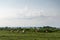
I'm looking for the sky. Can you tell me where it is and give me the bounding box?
[0,0,60,27]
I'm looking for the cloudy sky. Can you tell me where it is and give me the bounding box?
[0,0,60,27]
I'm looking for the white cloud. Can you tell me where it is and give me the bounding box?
[0,6,60,27]
[16,6,41,19]
[0,6,42,19]
[1,6,59,20]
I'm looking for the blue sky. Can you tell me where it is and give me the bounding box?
[0,0,60,27]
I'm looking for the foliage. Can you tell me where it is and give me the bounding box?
[0,26,60,33]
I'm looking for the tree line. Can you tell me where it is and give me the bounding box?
[0,26,60,33]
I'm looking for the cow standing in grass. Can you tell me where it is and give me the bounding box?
[45,30,48,33]
[22,30,25,33]
[9,30,14,32]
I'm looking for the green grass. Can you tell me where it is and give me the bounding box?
[0,30,60,40]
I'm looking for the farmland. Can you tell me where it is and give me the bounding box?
[0,26,60,40]
[0,31,60,40]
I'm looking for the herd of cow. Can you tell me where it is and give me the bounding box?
[7,29,25,33]
[6,29,49,33]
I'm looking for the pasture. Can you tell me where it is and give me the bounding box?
[0,30,60,40]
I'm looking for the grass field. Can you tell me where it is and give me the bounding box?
[0,30,60,40]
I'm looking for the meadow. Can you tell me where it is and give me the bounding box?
[0,30,60,40]
[0,26,60,40]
